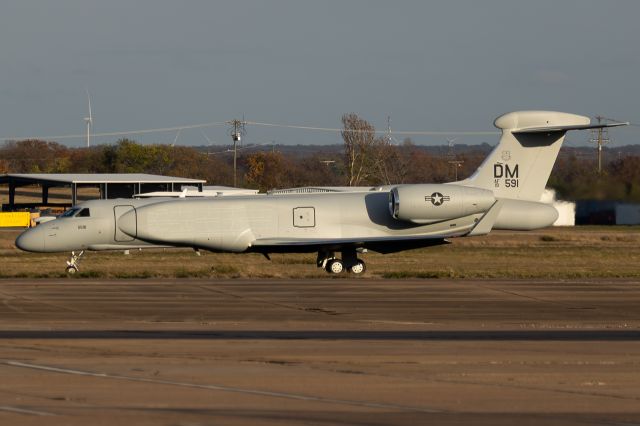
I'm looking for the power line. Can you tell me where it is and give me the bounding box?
[0,121,228,142]
[3,116,634,143]
[245,121,499,136]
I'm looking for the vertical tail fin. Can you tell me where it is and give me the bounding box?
[461,111,590,201]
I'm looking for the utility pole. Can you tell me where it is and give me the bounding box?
[447,138,464,181]
[385,115,398,145]
[227,118,246,187]
[590,115,609,175]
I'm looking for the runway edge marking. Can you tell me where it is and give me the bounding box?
[3,360,443,414]
[0,405,56,417]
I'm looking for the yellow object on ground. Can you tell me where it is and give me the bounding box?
[0,212,32,227]
[30,212,40,228]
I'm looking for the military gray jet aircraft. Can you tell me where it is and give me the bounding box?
[16,110,626,274]
[16,198,181,273]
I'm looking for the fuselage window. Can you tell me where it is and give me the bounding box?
[76,208,91,217]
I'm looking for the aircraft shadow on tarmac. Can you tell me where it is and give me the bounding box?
[1,330,639,341]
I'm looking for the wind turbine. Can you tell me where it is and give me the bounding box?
[84,89,93,148]
[171,128,182,147]
[201,130,214,145]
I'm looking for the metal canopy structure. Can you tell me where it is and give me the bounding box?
[0,173,205,211]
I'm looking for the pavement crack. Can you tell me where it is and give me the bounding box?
[2,359,444,414]
[0,289,87,315]
[474,284,588,308]
[195,285,343,316]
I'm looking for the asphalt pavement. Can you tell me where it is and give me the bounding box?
[0,278,639,425]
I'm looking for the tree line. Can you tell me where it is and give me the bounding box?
[0,114,638,201]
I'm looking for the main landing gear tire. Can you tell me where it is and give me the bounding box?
[65,265,78,275]
[349,260,366,275]
[326,259,344,274]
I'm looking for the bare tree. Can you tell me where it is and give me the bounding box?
[341,113,377,186]
[373,138,407,185]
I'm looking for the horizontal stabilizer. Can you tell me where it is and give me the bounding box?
[461,111,628,202]
[513,121,628,135]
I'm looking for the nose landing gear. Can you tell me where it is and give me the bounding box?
[65,250,85,274]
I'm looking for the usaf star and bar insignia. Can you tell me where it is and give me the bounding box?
[424,192,450,206]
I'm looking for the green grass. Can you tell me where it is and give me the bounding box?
[1,227,640,279]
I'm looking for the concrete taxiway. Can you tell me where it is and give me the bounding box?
[0,278,639,425]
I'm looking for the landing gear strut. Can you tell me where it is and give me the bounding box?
[65,250,85,274]
[317,249,366,275]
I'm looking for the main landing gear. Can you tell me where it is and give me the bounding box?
[65,250,85,274]
[317,249,367,275]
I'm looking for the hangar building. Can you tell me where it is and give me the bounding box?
[0,173,205,211]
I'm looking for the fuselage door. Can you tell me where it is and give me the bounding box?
[114,205,136,242]
[293,207,315,228]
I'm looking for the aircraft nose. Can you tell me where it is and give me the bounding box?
[15,228,45,252]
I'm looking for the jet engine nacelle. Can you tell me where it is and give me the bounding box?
[389,184,495,224]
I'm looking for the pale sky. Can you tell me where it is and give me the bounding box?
[0,0,638,147]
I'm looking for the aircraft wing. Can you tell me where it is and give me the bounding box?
[512,121,628,135]
[252,235,449,254]
[466,200,503,236]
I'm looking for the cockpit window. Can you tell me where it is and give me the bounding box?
[59,207,90,218]
[60,208,80,218]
